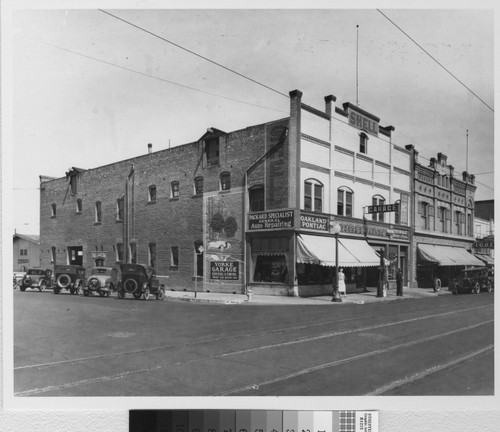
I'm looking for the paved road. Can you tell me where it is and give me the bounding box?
[13,289,494,396]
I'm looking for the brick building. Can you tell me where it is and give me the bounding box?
[39,89,418,296]
[405,148,483,288]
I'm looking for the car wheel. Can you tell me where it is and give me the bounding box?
[474,282,481,294]
[142,287,150,300]
[39,280,47,292]
[56,274,71,289]
[20,286,26,292]
[124,278,138,294]
[487,282,492,293]
[433,278,441,293]
[157,287,165,300]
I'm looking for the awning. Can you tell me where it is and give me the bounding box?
[418,244,484,266]
[297,234,381,267]
[475,253,495,266]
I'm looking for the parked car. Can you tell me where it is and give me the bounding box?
[83,266,120,297]
[117,263,165,300]
[13,271,26,289]
[19,269,52,292]
[450,267,494,295]
[53,264,86,295]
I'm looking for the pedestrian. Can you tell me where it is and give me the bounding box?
[338,268,346,296]
[396,268,403,296]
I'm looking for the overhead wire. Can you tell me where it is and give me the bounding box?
[98,9,289,99]
[377,9,494,113]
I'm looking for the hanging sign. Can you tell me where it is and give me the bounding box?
[367,204,398,214]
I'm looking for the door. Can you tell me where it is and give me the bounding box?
[68,246,83,266]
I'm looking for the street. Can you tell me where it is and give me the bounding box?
[13,289,494,396]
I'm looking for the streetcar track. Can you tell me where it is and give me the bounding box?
[214,320,494,396]
[365,344,494,396]
[15,302,491,371]
[14,314,493,396]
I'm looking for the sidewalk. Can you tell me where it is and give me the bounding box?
[164,286,452,305]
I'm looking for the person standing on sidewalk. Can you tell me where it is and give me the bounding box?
[396,268,403,296]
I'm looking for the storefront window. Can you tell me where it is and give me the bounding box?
[388,245,398,280]
[296,263,332,285]
[253,255,288,283]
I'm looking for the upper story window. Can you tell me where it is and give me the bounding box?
[455,211,462,235]
[148,185,157,203]
[437,207,450,233]
[359,133,368,154]
[69,175,77,196]
[304,179,323,213]
[76,199,82,214]
[129,242,137,264]
[418,202,429,230]
[205,137,219,166]
[220,172,231,191]
[171,181,179,198]
[95,201,102,223]
[51,246,56,263]
[171,246,179,269]
[337,187,353,217]
[116,242,124,262]
[51,203,57,218]
[249,185,265,212]
[194,177,204,195]
[371,195,385,222]
[116,197,124,221]
[149,243,157,268]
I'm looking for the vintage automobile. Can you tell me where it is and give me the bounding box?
[13,271,26,289]
[82,266,120,297]
[19,269,52,292]
[117,263,165,300]
[449,267,494,295]
[53,264,86,295]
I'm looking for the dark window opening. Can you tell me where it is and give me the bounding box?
[205,138,220,166]
[249,186,265,212]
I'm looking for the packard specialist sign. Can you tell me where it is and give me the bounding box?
[300,214,329,231]
[210,261,239,280]
[248,210,294,230]
[367,203,398,214]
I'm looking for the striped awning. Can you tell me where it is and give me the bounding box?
[297,234,381,267]
[475,253,495,266]
[418,244,484,266]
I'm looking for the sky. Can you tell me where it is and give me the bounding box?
[2,3,496,236]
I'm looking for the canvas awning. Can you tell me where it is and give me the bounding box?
[297,234,381,267]
[418,244,484,266]
[475,253,495,266]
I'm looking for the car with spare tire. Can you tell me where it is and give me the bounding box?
[53,264,86,295]
[117,263,165,300]
[82,266,120,297]
[19,269,53,292]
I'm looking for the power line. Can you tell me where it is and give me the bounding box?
[377,9,494,113]
[98,9,289,99]
[30,37,288,116]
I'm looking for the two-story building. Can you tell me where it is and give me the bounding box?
[13,233,41,272]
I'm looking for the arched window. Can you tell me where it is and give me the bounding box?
[116,197,124,221]
[337,187,353,217]
[220,172,231,191]
[51,203,57,218]
[304,179,323,213]
[194,176,204,195]
[148,185,157,203]
[76,199,82,214]
[371,195,385,222]
[171,181,180,198]
[359,133,368,154]
[95,201,102,223]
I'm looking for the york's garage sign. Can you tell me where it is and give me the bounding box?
[210,261,239,280]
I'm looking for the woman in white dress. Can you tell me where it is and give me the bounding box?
[338,268,346,295]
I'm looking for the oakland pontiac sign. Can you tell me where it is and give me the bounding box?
[300,214,329,231]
